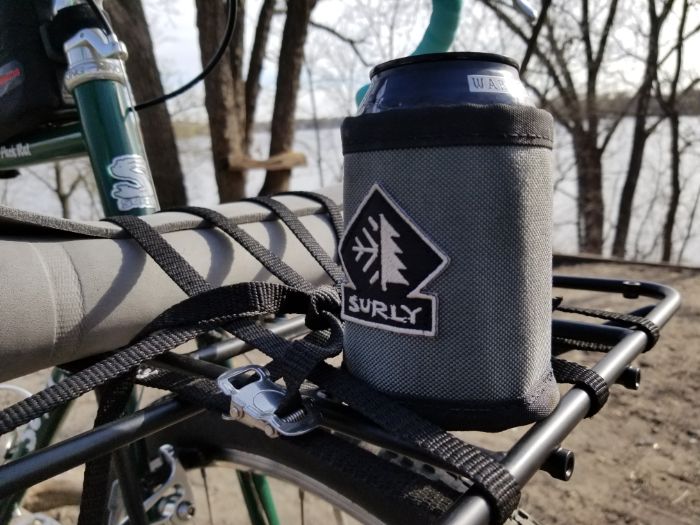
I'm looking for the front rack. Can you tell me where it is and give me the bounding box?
[442,276,681,524]
[0,275,681,525]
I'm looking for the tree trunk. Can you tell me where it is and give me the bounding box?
[572,131,605,254]
[245,0,275,147]
[54,162,70,219]
[610,86,655,258]
[229,0,246,149]
[196,0,247,202]
[611,2,672,258]
[660,0,690,262]
[107,0,187,209]
[611,120,648,257]
[662,112,681,262]
[259,0,316,196]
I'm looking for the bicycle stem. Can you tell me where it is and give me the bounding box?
[55,0,159,216]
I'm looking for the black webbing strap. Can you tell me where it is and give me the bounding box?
[247,196,345,284]
[174,206,312,292]
[79,376,137,525]
[114,211,521,523]
[551,358,609,417]
[279,191,344,241]
[556,304,660,352]
[136,369,230,414]
[0,326,201,436]
[550,300,626,417]
[304,364,521,524]
[108,215,343,410]
[108,216,210,297]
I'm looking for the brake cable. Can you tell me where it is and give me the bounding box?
[85,0,237,112]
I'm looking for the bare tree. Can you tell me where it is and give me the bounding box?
[196,0,247,201]
[107,0,187,208]
[195,0,281,200]
[245,0,276,146]
[655,0,699,261]
[25,162,90,219]
[481,0,625,254]
[611,0,675,258]
[260,0,317,195]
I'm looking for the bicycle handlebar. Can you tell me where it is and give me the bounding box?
[355,0,463,106]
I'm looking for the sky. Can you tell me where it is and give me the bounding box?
[140,0,700,122]
[141,0,438,120]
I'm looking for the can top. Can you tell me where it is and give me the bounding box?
[359,52,530,114]
[370,52,520,78]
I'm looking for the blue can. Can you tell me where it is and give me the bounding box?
[358,52,533,114]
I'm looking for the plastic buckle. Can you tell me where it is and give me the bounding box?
[217,365,319,438]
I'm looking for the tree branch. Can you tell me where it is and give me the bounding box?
[245,0,275,144]
[581,0,594,73]
[592,0,619,76]
[600,92,642,151]
[657,21,700,66]
[545,18,581,119]
[480,1,573,113]
[521,0,552,74]
[309,20,371,67]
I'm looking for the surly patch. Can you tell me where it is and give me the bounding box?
[339,184,448,336]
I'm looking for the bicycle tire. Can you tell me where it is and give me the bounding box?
[146,411,540,525]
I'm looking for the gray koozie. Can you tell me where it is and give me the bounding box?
[339,104,558,431]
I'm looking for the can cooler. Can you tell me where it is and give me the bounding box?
[339,53,559,430]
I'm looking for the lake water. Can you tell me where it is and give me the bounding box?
[2,118,698,265]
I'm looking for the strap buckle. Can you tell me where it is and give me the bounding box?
[217,365,319,438]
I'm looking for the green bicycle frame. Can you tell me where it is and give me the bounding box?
[0,124,85,169]
[0,5,160,522]
[0,3,281,522]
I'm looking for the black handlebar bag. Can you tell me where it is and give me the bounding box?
[0,0,71,144]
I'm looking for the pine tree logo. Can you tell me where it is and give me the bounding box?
[350,213,409,291]
[339,185,449,336]
[379,215,409,291]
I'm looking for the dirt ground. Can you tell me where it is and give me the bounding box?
[472,263,700,525]
[2,262,698,524]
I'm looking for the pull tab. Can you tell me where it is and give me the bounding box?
[217,365,319,438]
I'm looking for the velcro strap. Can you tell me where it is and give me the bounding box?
[552,358,609,417]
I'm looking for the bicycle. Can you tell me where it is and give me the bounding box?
[0,1,682,524]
